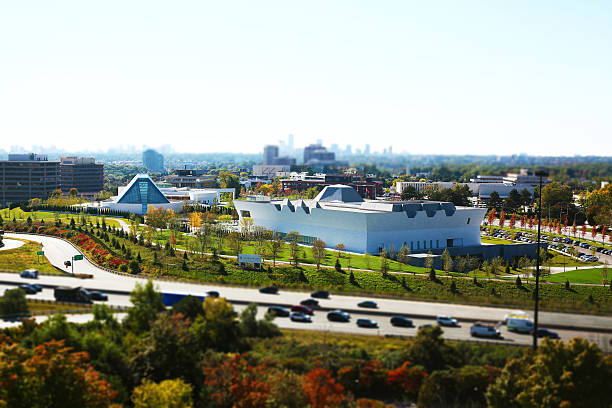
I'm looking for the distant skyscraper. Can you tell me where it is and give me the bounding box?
[389,146,393,155]
[263,145,279,165]
[304,144,335,164]
[364,144,370,155]
[288,134,294,150]
[142,149,164,173]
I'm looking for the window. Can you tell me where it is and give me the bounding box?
[423,240,426,249]
[417,241,420,250]
[436,240,439,248]
[411,241,414,250]
[447,239,453,248]
[430,240,433,249]
[467,217,471,224]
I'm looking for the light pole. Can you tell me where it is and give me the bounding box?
[533,170,548,350]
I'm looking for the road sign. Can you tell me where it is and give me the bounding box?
[36,251,44,256]
[73,254,84,261]
[238,254,261,264]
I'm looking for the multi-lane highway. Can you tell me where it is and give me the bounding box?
[3,232,612,351]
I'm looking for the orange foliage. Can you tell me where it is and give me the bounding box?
[302,366,347,408]
[202,354,270,408]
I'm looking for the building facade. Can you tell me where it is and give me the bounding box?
[234,185,486,254]
[142,149,165,173]
[0,154,60,206]
[59,157,104,197]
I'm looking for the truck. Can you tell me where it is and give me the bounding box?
[162,292,206,307]
[54,286,93,304]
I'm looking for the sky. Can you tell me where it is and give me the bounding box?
[1,1,611,156]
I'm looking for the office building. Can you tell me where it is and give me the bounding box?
[60,157,104,197]
[142,149,165,173]
[0,154,60,206]
[263,145,279,165]
[164,169,216,189]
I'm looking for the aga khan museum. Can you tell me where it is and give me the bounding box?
[234,185,535,260]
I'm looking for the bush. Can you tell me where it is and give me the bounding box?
[335,259,342,272]
[565,279,570,290]
[130,260,141,274]
[429,268,436,281]
[0,288,29,316]
[119,264,128,272]
[516,276,522,287]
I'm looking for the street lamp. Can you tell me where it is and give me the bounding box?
[533,170,548,350]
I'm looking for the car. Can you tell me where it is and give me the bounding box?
[30,284,43,292]
[356,318,378,328]
[327,310,350,322]
[300,298,320,307]
[390,315,413,327]
[18,284,37,294]
[290,311,311,322]
[310,290,329,299]
[357,300,378,309]
[436,316,459,326]
[89,291,108,301]
[19,269,38,279]
[291,305,313,315]
[418,323,433,329]
[206,290,220,298]
[470,322,501,338]
[267,306,290,317]
[530,328,560,339]
[259,286,279,294]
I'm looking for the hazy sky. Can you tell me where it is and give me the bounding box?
[1,1,611,155]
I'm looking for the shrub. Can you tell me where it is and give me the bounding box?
[119,264,128,272]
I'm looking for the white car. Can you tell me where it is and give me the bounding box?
[436,316,459,326]
[470,322,501,338]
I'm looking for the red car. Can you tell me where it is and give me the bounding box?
[291,305,313,315]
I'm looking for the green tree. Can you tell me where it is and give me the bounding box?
[267,234,283,267]
[124,280,166,334]
[311,239,327,270]
[400,185,423,200]
[503,188,522,212]
[0,288,29,316]
[486,338,612,408]
[217,171,241,197]
[131,378,193,408]
[286,230,300,267]
[190,297,243,352]
[239,303,281,338]
[408,325,458,372]
[441,249,453,273]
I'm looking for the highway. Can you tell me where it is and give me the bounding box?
[3,232,612,351]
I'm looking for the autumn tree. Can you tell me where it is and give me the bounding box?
[267,234,283,267]
[131,379,193,408]
[486,338,612,408]
[0,339,116,408]
[334,243,346,258]
[302,366,347,408]
[312,239,327,270]
[189,212,202,230]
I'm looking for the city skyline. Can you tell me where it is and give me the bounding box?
[1,1,611,155]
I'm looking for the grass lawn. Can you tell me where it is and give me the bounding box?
[481,236,514,245]
[0,208,121,228]
[546,268,609,285]
[0,239,63,275]
[27,300,93,314]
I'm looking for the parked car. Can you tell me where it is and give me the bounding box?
[470,322,501,338]
[300,298,319,307]
[356,318,378,328]
[267,306,290,317]
[327,310,350,322]
[357,300,378,309]
[436,316,459,326]
[89,291,108,301]
[259,286,279,294]
[310,290,329,299]
[390,315,413,327]
[206,290,220,298]
[291,305,313,315]
[18,284,38,294]
[530,328,560,339]
[290,311,311,323]
[19,269,38,279]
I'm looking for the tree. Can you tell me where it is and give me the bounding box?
[267,234,283,267]
[334,243,346,258]
[441,249,453,273]
[227,231,243,258]
[520,188,532,206]
[397,244,411,272]
[188,211,202,230]
[239,303,281,339]
[312,239,327,270]
[267,369,308,408]
[488,191,502,210]
[302,366,347,408]
[146,206,174,245]
[129,259,141,274]
[239,217,254,236]
[190,297,242,352]
[0,288,29,316]
[217,171,241,197]
[286,230,300,266]
[601,260,609,286]
[124,280,166,334]
[131,379,192,408]
[400,185,423,200]
[380,248,389,277]
[504,189,522,212]
[0,339,116,408]
[486,338,612,408]
[68,187,79,198]
[425,251,434,272]
[408,325,458,372]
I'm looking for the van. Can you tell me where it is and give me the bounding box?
[507,317,534,333]
[470,322,501,338]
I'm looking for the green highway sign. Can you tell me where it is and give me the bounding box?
[36,251,44,256]
[73,254,84,261]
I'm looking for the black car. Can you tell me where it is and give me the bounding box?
[18,284,37,294]
[310,290,329,299]
[89,291,108,301]
[259,286,279,294]
[267,306,290,317]
[300,298,319,307]
[530,328,560,339]
[327,310,350,322]
[31,284,43,292]
[356,318,378,328]
[390,315,413,327]
[206,290,220,298]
